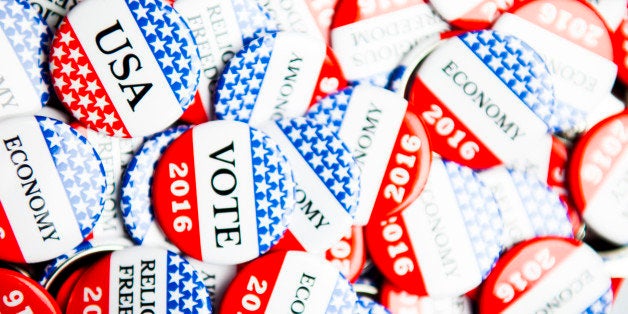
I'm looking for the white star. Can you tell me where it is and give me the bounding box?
[58,31,74,45]
[85,80,100,94]
[68,47,83,62]
[103,112,118,126]
[76,63,91,78]
[150,38,166,52]
[52,48,66,59]
[150,9,165,22]
[260,231,274,247]
[142,23,157,36]
[167,40,182,54]
[134,5,149,20]
[61,62,75,76]
[87,110,101,124]
[78,94,91,108]
[9,31,25,45]
[159,54,174,68]
[69,78,84,92]
[94,96,108,110]
[182,296,196,310]
[62,91,76,104]
[159,23,174,38]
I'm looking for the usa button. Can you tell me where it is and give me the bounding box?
[66,247,212,314]
[306,85,432,225]
[0,268,61,313]
[0,115,106,263]
[0,0,51,119]
[479,237,613,314]
[220,250,358,313]
[152,120,295,264]
[409,29,563,169]
[49,0,201,138]
[429,0,515,30]
[214,31,347,126]
[365,155,503,297]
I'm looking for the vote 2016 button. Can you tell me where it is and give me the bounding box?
[0,268,61,313]
[330,0,448,87]
[0,0,51,119]
[429,0,515,30]
[259,117,360,253]
[479,237,613,314]
[49,0,200,138]
[569,111,628,245]
[120,124,190,250]
[380,280,474,314]
[152,120,295,264]
[214,31,346,127]
[66,247,212,314]
[325,225,365,283]
[409,29,564,169]
[493,0,617,136]
[366,155,503,297]
[220,250,358,313]
[0,115,106,264]
[306,85,432,225]
[175,0,278,125]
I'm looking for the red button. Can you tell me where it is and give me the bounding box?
[325,225,366,283]
[0,268,61,314]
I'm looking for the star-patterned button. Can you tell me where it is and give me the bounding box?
[324,276,358,314]
[306,87,354,133]
[166,250,213,314]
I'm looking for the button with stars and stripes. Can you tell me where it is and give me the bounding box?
[220,250,358,313]
[479,237,613,314]
[408,29,567,170]
[305,85,432,226]
[49,0,201,138]
[0,268,62,314]
[259,117,361,254]
[0,0,51,120]
[0,115,106,264]
[65,246,212,314]
[213,31,347,127]
[152,120,295,265]
[365,155,504,297]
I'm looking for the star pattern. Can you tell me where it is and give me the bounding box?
[352,71,392,89]
[506,167,573,239]
[166,251,212,314]
[459,30,584,133]
[324,275,357,314]
[38,240,94,286]
[355,297,391,314]
[249,127,294,254]
[443,159,502,279]
[120,125,190,244]
[214,32,277,123]
[583,288,613,314]
[37,116,106,237]
[230,0,278,43]
[274,117,361,216]
[0,0,51,106]
[306,87,354,133]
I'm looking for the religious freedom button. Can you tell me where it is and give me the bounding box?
[0,115,106,263]
[479,237,613,314]
[366,156,503,297]
[49,0,201,137]
[220,250,358,313]
[152,120,295,264]
[409,29,564,169]
[65,247,212,314]
[0,0,51,119]
[0,268,61,313]
[306,85,432,225]
[214,31,346,126]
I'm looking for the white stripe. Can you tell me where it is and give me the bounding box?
[109,247,168,312]
[265,251,337,313]
[193,121,258,263]
[68,0,182,136]
[260,121,352,253]
[417,38,549,165]
[259,0,321,38]
[0,29,42,118]
[429,0,484,21]
[401,159,481,297]
[0,117,83,262]
[493,13,617,116]
[338,85,407,226]
[503,246,610,314]
[331,4,448,80]
[249,32,325,127]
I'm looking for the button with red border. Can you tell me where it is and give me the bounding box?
[612,6,628,86]
[306,85,432,225]
[380,280,474,314]
[66,247,212,314]
[479,237,613,313]
[330,0,448,87]
[408,29,564,169]
[213,31,347,126]
[0,268,61,313]
[430,0,515,30]
[325,225,365,283]
[569,111,628,245]
[49,0,201,138]
[365,155,504,297]
[152,120,295,264]
[220,250,358,313]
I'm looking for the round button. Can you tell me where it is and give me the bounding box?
[0,115,106,263]
[0,268,61,313]
[153,120,295,264]
[49,0,201,137]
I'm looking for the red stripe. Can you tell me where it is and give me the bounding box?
[0,201,26,263]
[310,46,348,107]
[66,254,111,314]
[269,230,306,252]
[179,91,210,125]
[325,225,365,283]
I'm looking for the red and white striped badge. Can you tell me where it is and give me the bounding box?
[49,0,200,138]
[0,268,61,314]
[325,225,365,283]
[480,237,612,313]
[152,120,294,264]
[220,250,358,313]
[430,0,514,30]
[380,281,473,314]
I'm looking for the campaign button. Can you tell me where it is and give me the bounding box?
[0,268,61,313]
[49,0,201,137]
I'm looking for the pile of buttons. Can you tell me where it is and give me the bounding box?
[1,0,628,312]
